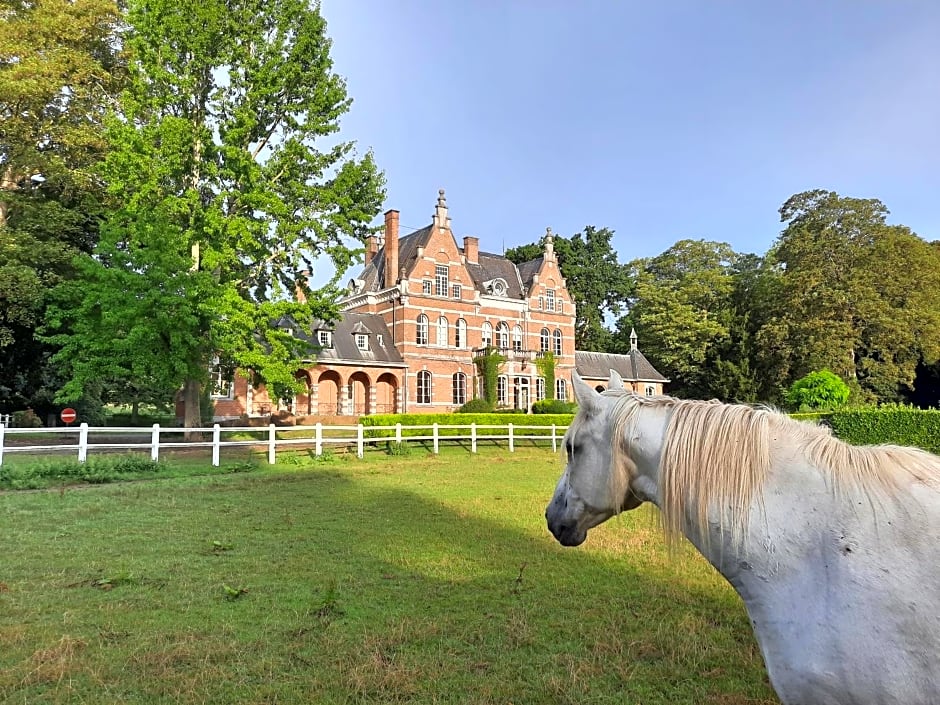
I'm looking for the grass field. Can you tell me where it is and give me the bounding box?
[0,447,779,704]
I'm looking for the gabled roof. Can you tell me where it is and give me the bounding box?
[281,312,405,366]
[358,226,433,292]
[575,350,669,383]
[464,251,526,299]
[516,256,544,290]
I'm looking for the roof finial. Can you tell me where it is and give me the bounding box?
[544,227,555,260]
[433,188,450,229]
[630,327,638,351]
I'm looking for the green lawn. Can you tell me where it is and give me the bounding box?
[0,447,778,704]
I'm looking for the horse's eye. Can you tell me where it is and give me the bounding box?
[564,440,574,457]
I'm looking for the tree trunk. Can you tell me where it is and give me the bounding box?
[0,164,18,228]
[131,398,140,425]
[183,377,202,441]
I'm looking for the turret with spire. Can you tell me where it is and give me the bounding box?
[432,188,451,230]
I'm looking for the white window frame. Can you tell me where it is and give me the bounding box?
[645,384,656,396]
[540,328,550,352]
[496,322,510,349]
[451,283,461,299]
[437,316,448,347]
[355,333,369,351]
[537,295,544,310]
[452,372,466,406]
[535,377,545,402]
[317,330,333,348]
[555,378,567,402]
[553,329,562,356]
[417,370,432,404]
[546,289,556,312]
[416,314,429,346]
[455,319,467,349]
[481,321,493,348]
[512,325,523,352]
[435,265,449,297]
[497,375,508,406]
[422,280,432,295]
[209,356,234,400]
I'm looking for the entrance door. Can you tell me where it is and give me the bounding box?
[514,377,530,411]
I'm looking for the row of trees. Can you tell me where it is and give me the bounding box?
[1,0,384,430]
[507,191,940,407]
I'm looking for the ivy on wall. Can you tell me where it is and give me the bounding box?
[473,347,506,405]
[535,351,556,400]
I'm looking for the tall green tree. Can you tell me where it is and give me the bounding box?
[506,226,632,351]
[0,0,123,414]
[47,0,385,431]
[757,190,940,402]
[615,239,741,398]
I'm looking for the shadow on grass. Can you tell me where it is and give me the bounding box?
[0,467,778,705]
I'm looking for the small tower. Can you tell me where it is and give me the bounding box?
[544,227,555,261]
[630,328,638,352]
[432,189,451,230]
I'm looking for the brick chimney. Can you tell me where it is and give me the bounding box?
[365,235,378,266]
[295,270,311,303]
[463,236,479,265]
[384,209,399,289]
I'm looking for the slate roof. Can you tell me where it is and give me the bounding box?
[280,312,405,366]
[358,228,540,300]
[575,350,669,383]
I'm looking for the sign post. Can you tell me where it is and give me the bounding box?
[60,407,77,426]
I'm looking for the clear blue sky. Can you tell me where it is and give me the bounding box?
[319,0,940,272]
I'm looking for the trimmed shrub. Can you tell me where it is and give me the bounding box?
[493,408,527,414]
[457,398,493,413]
[828,405,940,454]
[786,370,850,411]
[360,413,574,439]
[12,409,43,428]
[532,399,578,414]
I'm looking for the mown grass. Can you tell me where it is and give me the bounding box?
[0,447,779,704]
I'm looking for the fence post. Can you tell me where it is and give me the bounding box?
[78,422,89,463]
[471,423,477,454]
[508,423,514,453]
[357,424,364,458]
[315,422,322,456]
[268,424,276,465]
[395,422,402,445]
[433,423,439,454]
[211,423,221,466]
[151,424,160,462]
[0,423,5,467]
[551,424,557,453]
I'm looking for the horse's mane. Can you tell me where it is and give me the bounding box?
[606,392,940,551]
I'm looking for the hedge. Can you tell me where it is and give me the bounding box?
[360,413,574,439]
[826,407,940,455]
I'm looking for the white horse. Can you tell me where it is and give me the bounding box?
[546,371,940,705]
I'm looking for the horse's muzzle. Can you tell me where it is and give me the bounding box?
[546,515,587,547]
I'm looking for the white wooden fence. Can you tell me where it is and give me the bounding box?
[0,422,568,467]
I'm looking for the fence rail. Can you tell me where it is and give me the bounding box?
[0,422,568,467]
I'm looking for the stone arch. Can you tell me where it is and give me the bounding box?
[294,370,313,416]
[317,370,342,415]
[375,373,399,414]
[348,371,371,416]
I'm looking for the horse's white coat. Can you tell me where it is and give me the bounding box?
[545,371,940,705]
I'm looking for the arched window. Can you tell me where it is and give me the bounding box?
[455,319,468,349]
[555,378,567,401]
[535,377,545,402]
[497,375,508,406]
[540,328,550,352]
[512,325,523,352]
[416,314,429,345]
[452,372,466,405]
[552,329,562,356]
[437,316,448,347]
[496,322,510,349]
[481,321,493,348]
[417,370,432,404]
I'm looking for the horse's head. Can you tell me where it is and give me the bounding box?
[546,370,645,546]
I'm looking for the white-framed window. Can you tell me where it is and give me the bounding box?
[422,280,432,295]
[417,370,432,404]
[645,384,656,396]
[452,372,466,405]
[512,325,523,352]
[536,377,545,402]
[537,295,544,310]
[317,330,333,348]
[455,319,467,349]
[209,356,234,400]
[451,284,461,299]
[437,316,448,347]
[546,289,556,312]
[557,300,563,314]
[481,321,493,348]
[435,265,449,296]
[355,333,369,351]
[553,329,562,356]
[416,314,429,345]
[496,322,510,349]
[540,328,550,352]
[497,375,508,406]
[555,378,567,401]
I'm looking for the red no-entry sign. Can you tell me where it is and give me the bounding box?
[60,408,77,425]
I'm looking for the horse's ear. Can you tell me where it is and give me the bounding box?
[571,371,601,411]
[608,369,625,391]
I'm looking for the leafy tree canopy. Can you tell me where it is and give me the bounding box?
[46,0,385,429]
[785,370,851,411]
